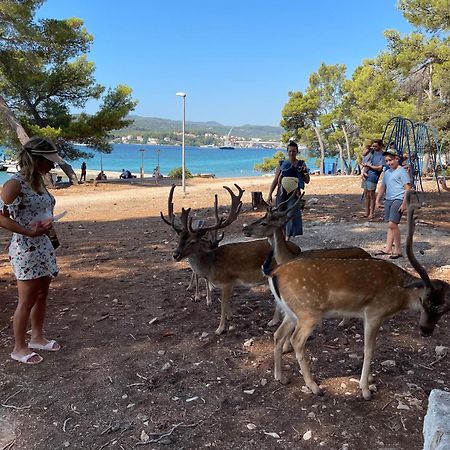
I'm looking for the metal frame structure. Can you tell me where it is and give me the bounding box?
[381,116,446,193]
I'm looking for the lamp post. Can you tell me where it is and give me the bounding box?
[139,148,145,178]
[176,92,187,193]
[156,148,160,169]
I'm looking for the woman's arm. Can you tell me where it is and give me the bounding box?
[0,179,51,237]
[267,164,281,203]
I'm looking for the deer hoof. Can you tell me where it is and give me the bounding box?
[311,385,323,396]
[282,341,293,354]
[275,374,290,385]
[215,325,225,335]
[362,388,373,400]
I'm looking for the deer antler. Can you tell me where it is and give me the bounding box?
[207,194,225,247]
[196,184,245,234]
[271,192,305,217]
[405,190,432,290]
[160,184,183,233]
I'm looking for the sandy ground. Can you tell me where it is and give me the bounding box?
[0,175,449,449]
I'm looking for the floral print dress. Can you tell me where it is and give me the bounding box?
[1,173,58,280]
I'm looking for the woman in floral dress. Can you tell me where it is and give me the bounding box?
[1,137,65,365]
[267,141,310,238]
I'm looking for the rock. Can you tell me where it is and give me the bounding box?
[263,431,280,439]
[260,378,268,386]
[435,346,448,357]
[303,430,312,441]
[243,338,254,347]
[246,423,257,430]
[397,400,410,410]
[161,362,171,371]
[381,360,396,367]
[423,389,450,450]
[307,197,319,205]
[140,430,149,443]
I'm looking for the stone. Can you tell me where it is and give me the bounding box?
[423,389,450,450]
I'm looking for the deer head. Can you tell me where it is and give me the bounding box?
[404,190,450,336]
[160,184,244,261]
[242,192,303,239]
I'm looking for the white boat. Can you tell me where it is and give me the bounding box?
[3,160,19,173]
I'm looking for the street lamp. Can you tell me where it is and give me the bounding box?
[176,92,187,193]
[139,148,145,179]
[156,148,160,169]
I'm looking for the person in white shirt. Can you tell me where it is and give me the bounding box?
[375,148,412,259]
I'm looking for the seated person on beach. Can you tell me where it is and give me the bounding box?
[96,171,107,180]
[120,169,135,179]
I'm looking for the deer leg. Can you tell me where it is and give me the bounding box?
[360,315,383,400]
[187,271,195,290]
[274,316,295,384]
[215,284,233,335]
[194,274,201,301]
[206,280,212,306]
[290,314,322,396]
[268,303,282,327]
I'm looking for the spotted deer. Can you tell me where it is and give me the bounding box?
[160,184,300,334]
[242,194,373,326]
[264,190,450,400]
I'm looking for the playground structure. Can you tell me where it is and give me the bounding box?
[381,117,447,193]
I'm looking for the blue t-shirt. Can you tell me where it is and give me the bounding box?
[381,166,411,200]
[366,151,385,183]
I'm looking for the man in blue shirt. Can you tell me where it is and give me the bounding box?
[375,148,412,259]
[361,140,385,219]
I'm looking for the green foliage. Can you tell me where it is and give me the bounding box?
[343,61,416,139]
[0,0,137,159]
[167,166,193,179]
[398,0,450,32]
[253,150,285,173]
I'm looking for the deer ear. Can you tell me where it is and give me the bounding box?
[404,280,425,290]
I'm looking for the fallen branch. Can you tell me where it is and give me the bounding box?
[0,403,31,410]
[135,415,213,447]
[63,417,72,432]
[2,389,23,404]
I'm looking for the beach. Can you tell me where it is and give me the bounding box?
[0,175,449,449]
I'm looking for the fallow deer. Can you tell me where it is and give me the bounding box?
[242,194,372,326]
[264,190,450,400]
[161,184,300,334]
[186,217,224,305]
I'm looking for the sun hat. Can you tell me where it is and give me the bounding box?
[281,176,298,194]
[24,137,65,165]
[382,148,399,157]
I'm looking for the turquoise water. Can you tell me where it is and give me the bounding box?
[0,144,344,184]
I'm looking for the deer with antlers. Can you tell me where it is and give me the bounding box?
[242,194,373,326]
[161,184,301,334]
[263,190,450,400]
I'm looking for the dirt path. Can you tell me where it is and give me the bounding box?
[0,175,449,449]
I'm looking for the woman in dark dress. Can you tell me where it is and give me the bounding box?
[267,141,310,238]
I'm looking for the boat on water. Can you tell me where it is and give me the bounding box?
[3,160,19,173]
[219,128,235,149]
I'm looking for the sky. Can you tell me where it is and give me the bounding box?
[38,0,414,127]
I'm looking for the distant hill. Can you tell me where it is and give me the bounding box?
[119,115,283,139]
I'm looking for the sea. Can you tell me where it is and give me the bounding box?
[0,143,346,184]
